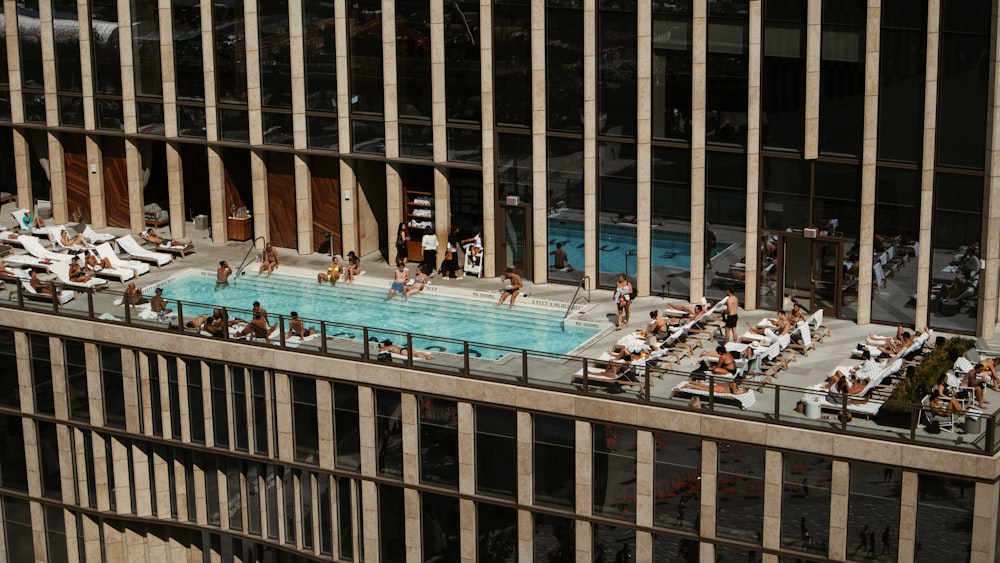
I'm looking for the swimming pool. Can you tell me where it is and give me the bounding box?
[547,220,730,273]
[157,271,602,360]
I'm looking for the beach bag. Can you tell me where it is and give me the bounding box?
[926,420,940,434]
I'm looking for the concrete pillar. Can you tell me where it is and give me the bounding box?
[176,357,191,442]
[804,0,821,160]
[689,0,706,302]
[207,146,227,244]
[978,0,1000,339]
[405,486,420,562]
[458,402,474,495]
[112,437,131,515]
[37,0,56,128]
[828,460,850,560]
[480,0,497,279]
[200,0,218,143]
[383,0,399,160]
[431,0,446,164]
[126,138,146,233]
[530,0,548,284]
[21,418,41,498]
[401,392,418,485]
[244,0,263,146]
[251,150,268,245]
[133,443,153,518]
[634,430,654,560]
[335,0,351,152]
[91,433,111,512]
[460,497,476,562]
[289,0,306,151]
[915,0,940,329]
[762,450,781,551]
[360,480,380,563]
[87,135,107,229]
[635,0,652,296]
[48,132,68,224]
[85,342,104,427]
[295,154,313,254]
[744,0,762,309]
[340,160,358,257]
[159,0,178,137]
[575,420,592,559]
[387,163,403,259]
[12,130,31,208]
[14,332,31,412]
[318,379,335,468]
[897,471,918,562]
[358,386,377,476]
[118,0,137,134]
[517,411,533,560]
[699,440,717,562]
[4,0,22,125]
[137,352,154,436]
[122,348,141,434]
[583,0,598,286]
[166,142,186,236]
[857,0,881,324]
[274,372,293,461]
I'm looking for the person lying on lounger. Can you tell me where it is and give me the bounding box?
[84,250,114,272]
[141,227,193,248]
[30,270,52,295]
[61,229,94,248]
[379,339,435,360]
[685,377,750,395]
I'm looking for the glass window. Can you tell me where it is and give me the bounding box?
[166,358,181,440]
[231,368,248,451]
[43,504,67,562]
[819,0,865,157]
[0,329,17,409]
[292,376,319,463]
[258,0,291,109]
[100,346,125,428]
[593,523,635,562]
[446,127,482,163]
[498,133,532,203]
[652,146,692,297]
[307,116,340,151]
[547,137,586,284]
[318,476,332,554]
[146,355,162,436]
[334,383,361,471]
[760,156,809,232]
[475,406,517,498]
[337,478,354,558]
[130,0,162,98]
[37,421,61,499]
[0,414,27,491]
[915,475,974,562]
[173,0,205,101]
[652,2,692,142]
[877,0,926,164]
[53,0,82,93]
[762,0,806,152]
[534,513,575,562]
[304,0,337,113]
[3,496,34,561]
[214,0,248,105]
[30,334,54,415]
[376,390,403,478]
[18,0,44,90]
[653,533,700,561]
[227,459,243,531]
[422,493,460,560]
[598,0,636,138]
[349,0,385,116]
[780,453,831,556]
[652,432,701,532]
[399,123,432,158]
[262,112,293,145]
[871,167,920,327]
[187,360,205,443]
[379,484,405,563]
[494,2,532,128]
[419,397,459,488]
[91,0,122,95]
[445,0,480,124]
[546,2,584,132]
[282,468,295,543]
[301,471,313,549]
[209,364,229,448]
[936,0,990,170]
[477,503,516,563]
[705,151,747,301]
[251,369,268,455]
[716,443,764,544]
[396,0,431,121]
[597,142,638,289]
[247,463,261,535]
[929,173,982,333]
[219,108,250,142]
[707,10,749,147]
[533,415,575,508]
[593,423,637,521]
[813,162,860,238]
[847,463,900,561]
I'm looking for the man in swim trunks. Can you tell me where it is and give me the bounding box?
[288,311,312,337]
[387,261,410,301]
[550,241,569,269]
[216,261,232,290]
[318,257,342,286]
[498,267,522,309]
[724,288,739,344]
[258,242,279,277]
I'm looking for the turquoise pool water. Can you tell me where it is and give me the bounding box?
[548,220,729,273]
[158,271,601,359]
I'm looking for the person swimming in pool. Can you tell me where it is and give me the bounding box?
[387,261,410,301]
[379,339,435,360]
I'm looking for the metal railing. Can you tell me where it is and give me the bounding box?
[1,276,996,456]
[564,275,591,318]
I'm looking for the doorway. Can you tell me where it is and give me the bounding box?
[778,234,846,317]
[496,201,532,278]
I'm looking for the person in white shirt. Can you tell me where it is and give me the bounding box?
[420,227,439,277]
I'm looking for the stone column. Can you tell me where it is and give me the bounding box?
[530,0,548,283]
[383,0,399,161]
[13,130,31,208]
[689,0,706,301]
[111,440,131,513]
[635,0,652,296]
[86,136,106,227]
[85,342,104,427]
[318,380,335,467]
[699,440,717,561]
[828,460,850,560]
[176,358,191,442]
[199,363,215,449]
[915,0,940,329]
[405,486,421,562]
[334,0,351,152]
[634,430,654,560]
[166,142,186,236]
[200,0,219,144]
[244,0,263,147]
[274,372,293,461]
[38,0,56,128]
[295,154,313,253]
[340,160,358,260]
[76,0,95,130]
[159,0,177,137]
[122,348,141,434]
[4,0,22,124]
[857,0,881,324]
[132,442,152,518]
[358,383,377,477]
[978,0,1000,339]
[125,138,146,232]
[480,0,497,279]
[971,481,1000,561]
[762,450,781,556]
[582,0,598,285]
[897,470,918,561]
[744,0,762,308]
[47,133,67,224]
[251,150,268,245]
[517,411,533,560]
[574,420,592,559]
[804,0,821,160]
[118,0,137,134]
[431,0,446,164]
[207,146,228,244]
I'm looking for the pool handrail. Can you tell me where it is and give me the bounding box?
[564,275,591,319]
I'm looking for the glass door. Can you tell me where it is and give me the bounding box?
[778,234,844,317]
[497,202,532,278]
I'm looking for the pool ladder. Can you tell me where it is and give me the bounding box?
[563,275,591,319]
[232,236,267,282]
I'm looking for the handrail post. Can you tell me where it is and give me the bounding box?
[15,280,24,307]
[363,327,370,361]
[220,307,229,340]
[840,391,849,431]
[406,333,413,369]
[521,350,528,385]
[320,322,328,355]
[643,365,651,402]
[50,282,58,313]
[86,287,94,319]
[582,358,589,393]
[707,375,715,410]
[176,301,185,333]
[278,314,286,349]
[909,406,918,442]
[463,341,470,375]
[123,296,131,324]
[773,385,780,422]
[987,414,996,452]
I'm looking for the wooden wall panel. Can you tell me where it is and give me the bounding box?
[310,156,341,255]
[62,133,90,222]
[266,152,296,249]
[101,137,129,228]
[222,147,252,214]
[181,143,210,219]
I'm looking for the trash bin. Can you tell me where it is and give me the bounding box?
[194,214,209,231]
[804,397,822,420]
[964,414,982,434]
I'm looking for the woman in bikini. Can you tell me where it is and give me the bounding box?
[379,339,435,360]
[404,264,430,299]
[318,257,342,286]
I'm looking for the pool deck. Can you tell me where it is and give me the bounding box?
[3,206,998,450]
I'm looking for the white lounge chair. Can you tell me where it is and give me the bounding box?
[82,225,116,243]
[47,260,109,290]
[671,380,757,410]
[806,309,830,342]
[95,243,151,276]
[48,225,91,252]
[11,209,49,233]
[20,236,76,262]
[116,235,172,267]
[19,280,75,304]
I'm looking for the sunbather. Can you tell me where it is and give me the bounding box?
[697,346,738,376]
[825,372,866,395]
[236,311,277,339]
[685,377,750,395]
[150,288,173,315]
[288,312,313,338]
[667,301,710,318]
[748,311,791,336]
[30,270,52,295]
[20,210,44,230]
[344,251,361,283]
[404,265,430,299]
[68,257,93,283]
[61,229,94,248]
[960,367,987,409]
[379,339,435,360]
[141,227,192,248]
[84,250,114,272]
[184,313,211,330]
[318,257,342,286]
[0,260,17,277]
[787,302,808,325]
[929,389,966,417]
[123,282,147,307]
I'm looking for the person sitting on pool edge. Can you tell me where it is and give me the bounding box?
[379,339,435,360]
[344,251,362,283]
[288,312,313,338]
[387,261,410,301]
[498,267,522,309]
[258,242,279,277]
[404,264,430,299]
[318,256,342,286]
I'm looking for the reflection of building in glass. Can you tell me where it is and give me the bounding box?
[0,0,1000,561]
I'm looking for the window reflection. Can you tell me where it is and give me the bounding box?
[707,10,748,147]
[936,0,990,170]
[705,151,747,302]
[445,0,481,124]
[304,0,337,112]
[598,0,636,138]
[477,503,516,563]
[929,173,982,333]
[652,432,700,532]
[877,0,926,164]
[780,453,831,556]
[494,2,531,128]
[333,383,361,471]
[593,424,636,520]
[762,0,805,152]
[915,475,974,562]
[258,0,291,109]
[534,513,575,562]
[419,397,459,488]
[593,523,635,562]
[547,138,585,284]
[546,2,584,132]
[396,0,432,121]
[533,415,575,508]
[379,484,405,562]
[376,390,403,478]
[848,463,900,562]
[652,147,691,297]
[91,0,122,95]
[716,443,764,544]
[871,168,920,327]
[819,0,865,157]
[349,0,385,117]
[652,3,691,141]
[422,493,460,560]
[130,0,162,99]
[475,406,516,498]
[173,0,205,101]
[292,377,319,462]
[53,0,82,93]
[597,142,637,289]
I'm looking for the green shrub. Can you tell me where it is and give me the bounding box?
[886,337,975,409]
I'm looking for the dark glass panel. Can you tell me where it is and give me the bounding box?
[706,150,747,226]
[813,162,860,238]
[449,168,484,234]
[349,0,385,116]
[30,334,54,415]
[101,345,126,429]
[597,142,637,288]
[24,93,45,123]
[498,133,532,202]
[258,0,292,109]
[292,376,319,463]
[494,3,531,128]
[219,108,250,142]
[652,432,701,532]
[282,468,295,542]
[247,463,261,534]
[0,414,27,491]
[651,146,692,297]
[44,504,67,562]
[336,478,353,557]
[215,0,248,105]
[780,453,831,555]
[231,368,248,450]
[593,424,637,521]
[91,0,122,95]
[53,0,82,93]
[475,406,516,498]
[379,484,405,563]
[318,476,332,553]
[935,0,989,170]
[262,112,293,145]
[166,358,181,440]
[304,0,337,112]
[37,421,61,499]
[593,523,635,562]
[706,13,748,147]
[534,513,575,562]
[146,356,161,436]
[422,493,460,560]
[333,383,361,471]
[307,115,339,150]
[399,123,433,159]
[65,341,90,422]
[871,167,920,326]
[915,475,974,562]
[546,4,584,132]
[17,0,44,90]
[760,156,809,232]
[419,397,459,488]
[929,173,982,333]
[598,2,636,137]
[3,496,34,561]
[876,0,926,163]
[477,503,516,562]
[445,0,480,124]
[97,98,124,130]
[546,137,585,285]
[0,329,18,408]
[131,0,162,98]
[177,105,207,137]
[209,364,229,448]
[353,120,385,154]
[847,463,900,562]
[137,102,165,134]
[652,9,692,142]
[653,534,699,562]
[533,415,575,508]
[0,91,10,121]
[173,0,205,101]
[301,471,313,548]
[396,0,432,120]
[59,96,85,127]
[716,443,765,544]
[0,3,7,86]
[376,390,403,478]
[187,360,205,443]
[447,127,482,163]
[228,459,243,531]
[762,0,806,151]
[819,0,865,157]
